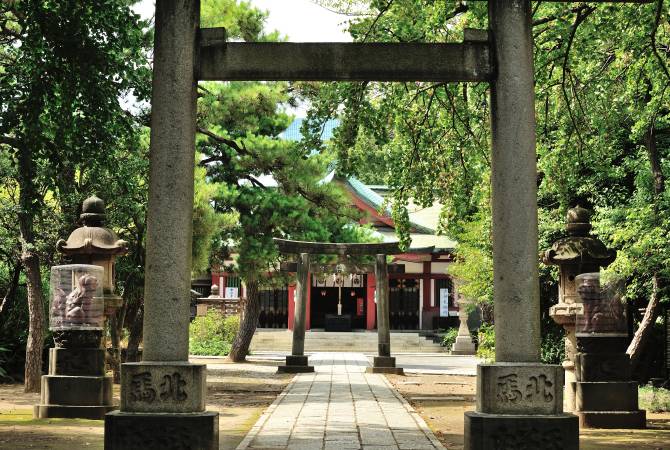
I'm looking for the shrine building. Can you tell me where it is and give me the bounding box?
[207,119,460,332]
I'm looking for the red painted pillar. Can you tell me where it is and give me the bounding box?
[366,272,376,330]
[288,283,296,330]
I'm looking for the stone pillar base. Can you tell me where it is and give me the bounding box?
[451,336,476,355]
[34,374,115,419]
[366,356,404,375]
[34,404,116,420]
[105,410,219,449]
[464,411,579,450]
[577,410,646,429]
[277,355,314,373]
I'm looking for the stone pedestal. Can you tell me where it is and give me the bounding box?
[278,355,314,373]
[452,297,476,355]
[464,363,578,450]
[367,356,404,375]
[574,339,646,428]
[105,362,218,449]
[34,333,116,419]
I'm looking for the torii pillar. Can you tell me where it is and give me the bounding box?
[463,1,578,448]
[105,1,218,448]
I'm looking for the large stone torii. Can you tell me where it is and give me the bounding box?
[104,1,653,449]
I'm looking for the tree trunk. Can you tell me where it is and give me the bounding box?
[21,249,45,392]
[126,302,143,363]
[228,279,260,362]
[109,308,125,383]
[17,141,45,393]
[0,261,22,314]
[626,125,665,375]
[627,274,662,373]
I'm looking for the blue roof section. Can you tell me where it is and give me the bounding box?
[344,176,385,210]
[279,118,339,142]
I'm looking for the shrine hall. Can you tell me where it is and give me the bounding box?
[208,168,459,332]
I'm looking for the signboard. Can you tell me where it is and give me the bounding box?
[224,287,239,299]
[439,288,450,317]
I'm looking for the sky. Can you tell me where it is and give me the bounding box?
[133,0,353,42]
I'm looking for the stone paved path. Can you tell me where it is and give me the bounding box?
[237,353,445,450]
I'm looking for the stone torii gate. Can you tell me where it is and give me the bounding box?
[104,1,653,449]
[274,238,418,375]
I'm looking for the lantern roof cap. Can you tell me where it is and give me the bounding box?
[57,196,127,256]
[543,206,615,267]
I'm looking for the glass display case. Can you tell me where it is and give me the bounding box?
[575,272,627,337]
[49,264,104,330]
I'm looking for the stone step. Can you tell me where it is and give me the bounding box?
[250,330,447,353]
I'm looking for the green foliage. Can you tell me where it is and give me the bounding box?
[188,310,240,356]
[639,386,670,413]
[0,0,152,380]
[440,327,459,349]
[192,154,237,276]
[304,2,670,370]
[476,323,495,362]
[541,325,565,365]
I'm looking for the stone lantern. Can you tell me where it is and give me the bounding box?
[542,206,616,411]
[56,195,128,313]
[34,196,127,419]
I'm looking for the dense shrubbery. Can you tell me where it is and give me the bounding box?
[639,386,670,413]
[476,323,495,362]
[441,328,459,349]
[541,324,565,365]
[189,310,240,356]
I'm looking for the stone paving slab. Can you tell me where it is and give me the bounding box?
[237,352,445,450]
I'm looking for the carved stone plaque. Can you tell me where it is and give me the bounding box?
[120,362,206,413]
[476,363,564,415]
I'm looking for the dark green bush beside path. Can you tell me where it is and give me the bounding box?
[189,310,240,356]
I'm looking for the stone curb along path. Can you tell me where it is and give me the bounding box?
[236,352,446,450]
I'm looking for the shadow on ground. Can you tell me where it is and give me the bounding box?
[0,357,292,450]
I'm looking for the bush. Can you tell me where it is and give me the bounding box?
[639,386,670,413]
[441,327,459,349]
[189,310,240,356]
[477,323,495,362]
[540,325,565,365]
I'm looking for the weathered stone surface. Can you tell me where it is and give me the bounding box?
[277,365,315,374]
[372,356,397,368]
[576,381,638,411]
[141,0,199,363]
[48,348,105,376]
[40,375,112,406]
[488,0,540,363]
[464,411,579,450]
[120,362,206,413]
[367,355,406,373]
[52,329,102,348]
[286,355,309,366]
[452,336,476,355]
[576,336,628,353]
[575,352,632,381]
[476,363,564,415]
[105,410,219,450]
[577,410,646,429]
[34,404,116,420]
[366,366,405,375]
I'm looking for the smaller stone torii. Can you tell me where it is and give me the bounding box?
[274,238,433,375]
